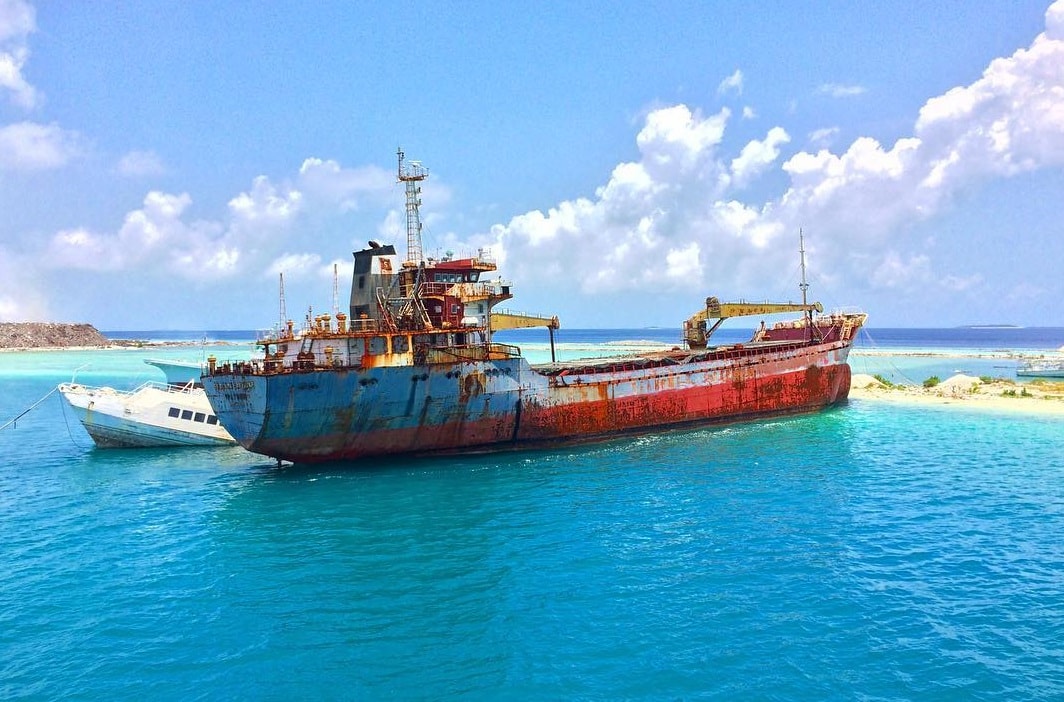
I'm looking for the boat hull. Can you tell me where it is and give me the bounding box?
[60,383,236,449]
[203,340,854,463]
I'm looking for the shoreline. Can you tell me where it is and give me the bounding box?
[849,373,1064,416]
[0,340,247,353]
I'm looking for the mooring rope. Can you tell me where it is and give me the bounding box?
[0,386,59,432]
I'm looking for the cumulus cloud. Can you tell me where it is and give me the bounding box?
[228,175,303,227]
[0,121,82,170]
[730,127,790,188]
[266,252,323,279]
[297,158,394,211]
[0,0,38,109]
[486,0,1064,310]
[0,245,49,321]
[46,191,205,272]
[40,155,405,288]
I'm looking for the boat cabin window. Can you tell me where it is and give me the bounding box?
[194,412,206,423]
[168,407,180,418]
[181,409,193,420]
[392,335,410,354]
[369,336,388,355]
[207,416,219,425]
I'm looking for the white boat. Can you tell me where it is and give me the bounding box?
[1016,360,1064,379]
[58,379,236,448]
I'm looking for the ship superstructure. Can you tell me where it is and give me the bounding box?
[202,152,866,463]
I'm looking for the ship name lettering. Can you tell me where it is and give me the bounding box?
[215,381,255,391]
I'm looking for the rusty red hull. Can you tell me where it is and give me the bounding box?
[203,337,857,464]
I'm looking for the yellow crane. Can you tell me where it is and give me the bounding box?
[491,311,561,361]
[683,296,823,349]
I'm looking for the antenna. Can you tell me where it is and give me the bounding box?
[397,147,428,266]
[332,263,339,317]
[278,272,287,330]
[799,228,810,309]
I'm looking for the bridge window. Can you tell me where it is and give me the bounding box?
[392,335,410,353]
[369,336,388,355]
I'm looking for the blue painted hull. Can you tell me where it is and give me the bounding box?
[203,340,856,463]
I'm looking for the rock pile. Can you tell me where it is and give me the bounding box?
[0,322,110,349]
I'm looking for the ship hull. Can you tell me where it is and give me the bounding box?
[203,340,854,463]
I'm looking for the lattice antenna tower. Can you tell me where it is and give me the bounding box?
[332,263,339,317]
[397,148,428,266]
[278,272,287,329]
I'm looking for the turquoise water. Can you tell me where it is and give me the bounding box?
[2,340,1064,699]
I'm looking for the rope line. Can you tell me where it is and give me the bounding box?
[0,386,59,432]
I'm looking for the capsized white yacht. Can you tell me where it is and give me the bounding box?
[59,359,235,448]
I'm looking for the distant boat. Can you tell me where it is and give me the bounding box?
[1016,360,1064,379]
[59,359,235,448]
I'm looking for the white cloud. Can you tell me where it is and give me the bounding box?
[717,69,743,96]
[36,154,414,290]
[0,0,38,109]
[1049,0,1064,40]
[635,104,730,180]
[870,252,932,288]
[228,175,303,226]
[117,150,165,177]
[818,83,867,98]
[741,106,757,120]
[0,245,50,321]
[297,158,394,211]
[808,127,839,148]
[486,0,1064,312]
[46,191,199,272]
[0,121,81,170]
[266,252,323,279]
[730,126,790,188]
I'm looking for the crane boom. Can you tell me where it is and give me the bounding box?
[490,311,560,331]
[683,296,823,349]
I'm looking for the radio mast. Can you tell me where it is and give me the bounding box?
[397,148,428,266]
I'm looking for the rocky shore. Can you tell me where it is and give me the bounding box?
[0,322,110,349]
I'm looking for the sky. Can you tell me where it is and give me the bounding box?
[1,0,1063,331]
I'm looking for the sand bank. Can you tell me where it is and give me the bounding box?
[849,373,1064,416]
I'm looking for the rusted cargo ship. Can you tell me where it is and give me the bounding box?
[202,151,867,464]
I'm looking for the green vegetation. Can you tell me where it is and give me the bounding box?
[873,374,895,388]
[923,376,941,388]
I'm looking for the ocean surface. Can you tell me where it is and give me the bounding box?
[2,328,1063,700]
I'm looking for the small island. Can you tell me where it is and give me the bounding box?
[0,322,110,350]
[850,373,1064,415]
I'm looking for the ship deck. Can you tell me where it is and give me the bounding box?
[530,339,809,377]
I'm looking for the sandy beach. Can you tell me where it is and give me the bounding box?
[849,373,1064,416]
